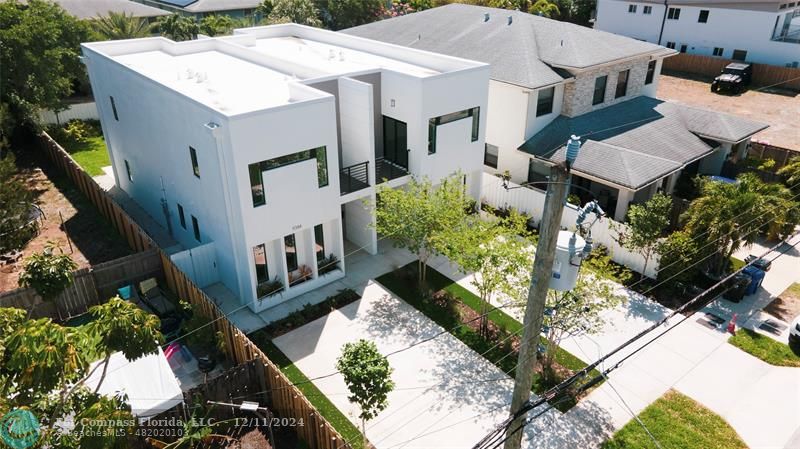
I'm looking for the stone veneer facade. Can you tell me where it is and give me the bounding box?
[561,56,652,117]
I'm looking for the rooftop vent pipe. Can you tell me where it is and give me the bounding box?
[484,12,490,21]
[508,15,513,24]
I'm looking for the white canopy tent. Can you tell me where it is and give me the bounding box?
[85,347,183,419]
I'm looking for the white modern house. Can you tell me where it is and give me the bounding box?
[82,24,489,313]
[346,4,768,222]
[594,0,800,67]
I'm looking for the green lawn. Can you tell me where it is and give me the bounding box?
[376,262,600,411]
[61,135,110,176]
[250,336,365,449]
[602,390,747,449]
[728,328,800,367]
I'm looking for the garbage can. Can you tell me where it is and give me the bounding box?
[723,273,750,303]
[743,265,766,296]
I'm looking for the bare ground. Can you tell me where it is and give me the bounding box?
[0,147,131,293]
[657,73,800,151]
[764,283,800,322]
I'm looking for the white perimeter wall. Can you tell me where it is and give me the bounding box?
[40,102,99,124]
[481,173,659,278]
[338,77,376,186]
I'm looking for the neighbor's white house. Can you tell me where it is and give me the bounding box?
[346,4,769,222]
[82,24,489,313]
[594,0,800,67]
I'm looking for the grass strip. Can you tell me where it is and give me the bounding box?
[729,328,800,367]
[602,390,747,449]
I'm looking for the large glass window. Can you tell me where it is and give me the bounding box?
[593,76,607,105]
[253,243,268,285]
[615,70,630,99]
[536,87,555,117]
[383,115,409,166]
[428,107,481,154]
[645,61,656,85]
[314,224,325,263]
[284,234,298,272]
[247,146,328,207]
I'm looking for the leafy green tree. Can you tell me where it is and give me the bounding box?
[321,0,383,29]
[0,0,91,124]
[540,266,624,385]
[656,229,699,285]
[615,193,672,280]
[199,14,238,36]
[269,0,322,26]
[445,211,533,338]
[528,0,560,17]
[336,339,395,448]
[682,174,799,276]
[92,12,153,40]
[778,156,800,191]
[371,173,473,286]
[86,297,163,393]
[74,395,136,449]
[0,154,35,253]
[155,14,199,41]
[18,243,78,301]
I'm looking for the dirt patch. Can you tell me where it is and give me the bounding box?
[0,147,131,293]
[764,283,800,322]
[657,73,800,151]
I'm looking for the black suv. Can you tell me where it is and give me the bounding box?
[711,63,752,93]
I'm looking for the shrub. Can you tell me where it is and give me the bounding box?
[18,243,78,300]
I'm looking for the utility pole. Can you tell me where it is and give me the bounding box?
[503,137,579,449]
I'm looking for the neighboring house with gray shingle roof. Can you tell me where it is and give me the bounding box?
[346,4,768,221]
[134,0,260,19]
[11,0,169,19]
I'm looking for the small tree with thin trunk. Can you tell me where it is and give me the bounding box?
[371,173,472,288]
[444,210,533,338]
[615,193,672,280]
[18,243,78,301]
[86,297,163,393]
[336,339,395,448]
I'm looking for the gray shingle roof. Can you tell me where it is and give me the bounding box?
[181,0,261,13]
[54,0,169,18]
[343,4,671,89]
[519,97,769,189]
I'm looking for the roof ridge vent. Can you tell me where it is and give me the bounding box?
[508,15,512,25]
[484,12,490,21]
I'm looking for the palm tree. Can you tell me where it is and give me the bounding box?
[93,12,152,40]
[155,14,199,42]
[528,0,560,17]
[778,156,800,191]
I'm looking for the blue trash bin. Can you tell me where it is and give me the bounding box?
[743,265,765,296]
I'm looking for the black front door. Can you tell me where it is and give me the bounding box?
[383,116,408,169]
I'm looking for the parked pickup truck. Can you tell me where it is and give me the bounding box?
[711,63,752,93]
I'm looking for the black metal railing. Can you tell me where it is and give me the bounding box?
[375,157,409,183]
[340,161,370,195]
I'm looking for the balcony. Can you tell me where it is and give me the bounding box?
[375,157,409,183]
[340,161,370,195]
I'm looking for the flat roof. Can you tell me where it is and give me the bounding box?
[250,36,440,78]
[114,49,296,114]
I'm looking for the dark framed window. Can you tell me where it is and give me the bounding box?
[645,61,656,85]
[527,159,548,186]
[628,4,637,13]
[698,10,709,22]
[177,203,186,229]
[124,160,133,182]
[383,116,409,167]
[314,224,325,263]
[110,96,119,121]
[428,107,481,154]
[191,216,200,242]
[679,44,688,53]
[190,146,200,178]
[249,163,265,207]
[667,7,680,19]
[593,76,607,105]
[666,41,676,49]
[284,234,298,272]
[732,49,747,61]
[253,243,268,285]
[643,5,652,14]
[615,70,630,99]
[536,87,555,117]
[484,143,499,169]
[713,47,724,56]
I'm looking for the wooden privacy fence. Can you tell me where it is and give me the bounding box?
[748,141,799,168]
[36,132,354,449]
[662,53,800,91]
